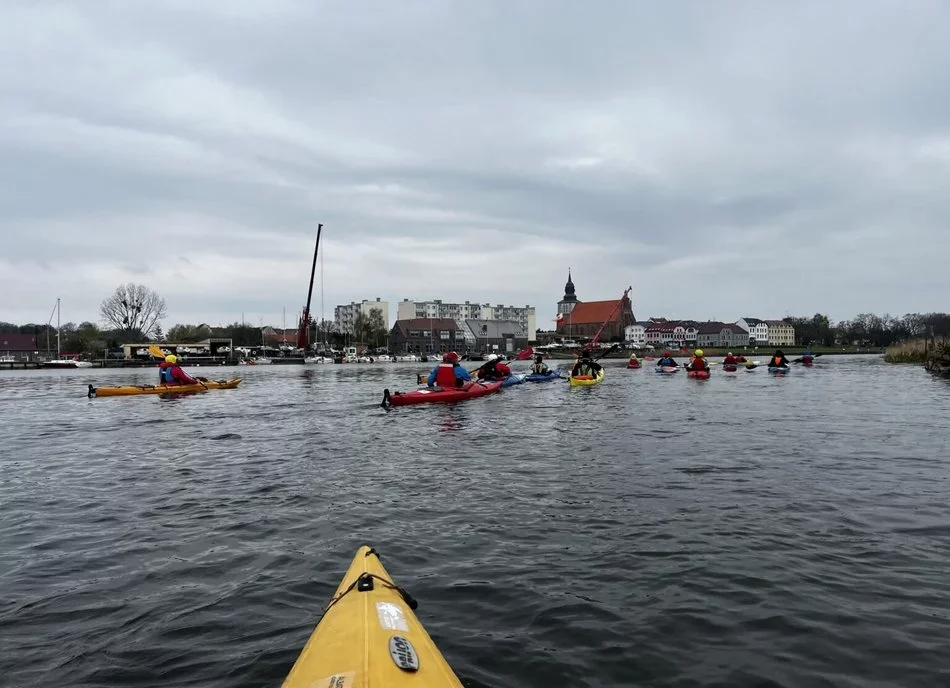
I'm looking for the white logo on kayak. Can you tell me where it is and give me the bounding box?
[376,601,409,631]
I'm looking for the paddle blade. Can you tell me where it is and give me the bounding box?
[148,345,167,359]
[514,346,535,361]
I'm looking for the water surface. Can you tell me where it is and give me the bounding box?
[2,356,949,687]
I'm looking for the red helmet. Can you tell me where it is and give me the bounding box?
[443,351,460,363]
[663,350,671,356]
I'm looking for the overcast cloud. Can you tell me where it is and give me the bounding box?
[2,0,949,331]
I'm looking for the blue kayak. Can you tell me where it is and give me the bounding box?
[524,368,563,383]
[501,373,527,387]
[768,365,790,374]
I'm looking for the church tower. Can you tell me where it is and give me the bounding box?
[557,270,579,316]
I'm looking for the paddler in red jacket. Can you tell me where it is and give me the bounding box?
[427,351,471,388]
[686,348,710,372]
[159,354,199,385]
[474,354,510,381]
[723,352,739,365]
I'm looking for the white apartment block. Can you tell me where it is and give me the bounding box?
[334,298,390,334]
[397,299,537,341]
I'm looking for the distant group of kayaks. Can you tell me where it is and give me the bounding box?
[381,351,820,408]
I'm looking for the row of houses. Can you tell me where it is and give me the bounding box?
[388,318,529,355]
[624,317,796,349]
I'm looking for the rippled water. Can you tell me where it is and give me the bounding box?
[2,356,949,687]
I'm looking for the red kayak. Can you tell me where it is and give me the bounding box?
[626,361,642,369]
[687,369,711,379]
[723,364,738,373]
[381,380,504,407]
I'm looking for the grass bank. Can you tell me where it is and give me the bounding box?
[884,339,931,363]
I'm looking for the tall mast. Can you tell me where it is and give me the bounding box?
[297,223,323,350]
[56,298,61,357]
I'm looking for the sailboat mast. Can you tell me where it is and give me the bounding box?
[297,223,323,350]
[56,298,61,357]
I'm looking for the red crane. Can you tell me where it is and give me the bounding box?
[589,286,633,349]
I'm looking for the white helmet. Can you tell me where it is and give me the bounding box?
[486,354,499,361]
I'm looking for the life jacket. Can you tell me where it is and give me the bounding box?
[159,362,174,384]
[434,363,459,387]
[689,356,708,370]
[532,362,547,374]
[496,363,511,377]
[723,355,737,364]
[771,356,784,366]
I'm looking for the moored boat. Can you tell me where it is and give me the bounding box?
[88,378,242,398]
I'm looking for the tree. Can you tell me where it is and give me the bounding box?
[367,307,386,348]
[352,311,368,343]
[100,283,167,339]
[166,324,201,343]
[153,324,165,342]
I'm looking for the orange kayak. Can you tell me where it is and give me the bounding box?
[87,378,242,398]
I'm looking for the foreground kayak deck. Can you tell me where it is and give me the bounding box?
[381,380,503,407]
[283,545,463,688]
[568,369,605,386]
[87,378,242,398]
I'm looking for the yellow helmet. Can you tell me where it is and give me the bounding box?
[165,354,177,364]
[694,349,704,357]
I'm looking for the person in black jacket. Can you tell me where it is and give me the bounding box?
[571,350,602,377]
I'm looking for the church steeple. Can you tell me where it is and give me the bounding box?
[557,269,579,317]
[562,270,577,302]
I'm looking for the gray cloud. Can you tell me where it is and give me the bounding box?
[3,1,949,329]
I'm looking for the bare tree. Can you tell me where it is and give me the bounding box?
[100,283,167,338]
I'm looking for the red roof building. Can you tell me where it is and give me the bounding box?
[0,333,39,361]
[556,295,635,341]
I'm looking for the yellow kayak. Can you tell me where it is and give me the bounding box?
[568,369,605,386]
[87,378,242,398]
[283,546,463,688]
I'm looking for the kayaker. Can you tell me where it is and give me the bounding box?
[474,354,511,381]
[802,350,814,364]
[571,350,602,377]
[627,353,641,368]
[723,352,739,365]
[769,350,790,367]
[656,351,678,367]
[531,353,550,375]
[736,354,747,363]
[427,351,471,388]
[159,354,199,386]
[686,348,710,372]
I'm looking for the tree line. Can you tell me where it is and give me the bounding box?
[783,312,950,347]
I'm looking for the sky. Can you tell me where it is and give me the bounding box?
[3,1,949,332]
